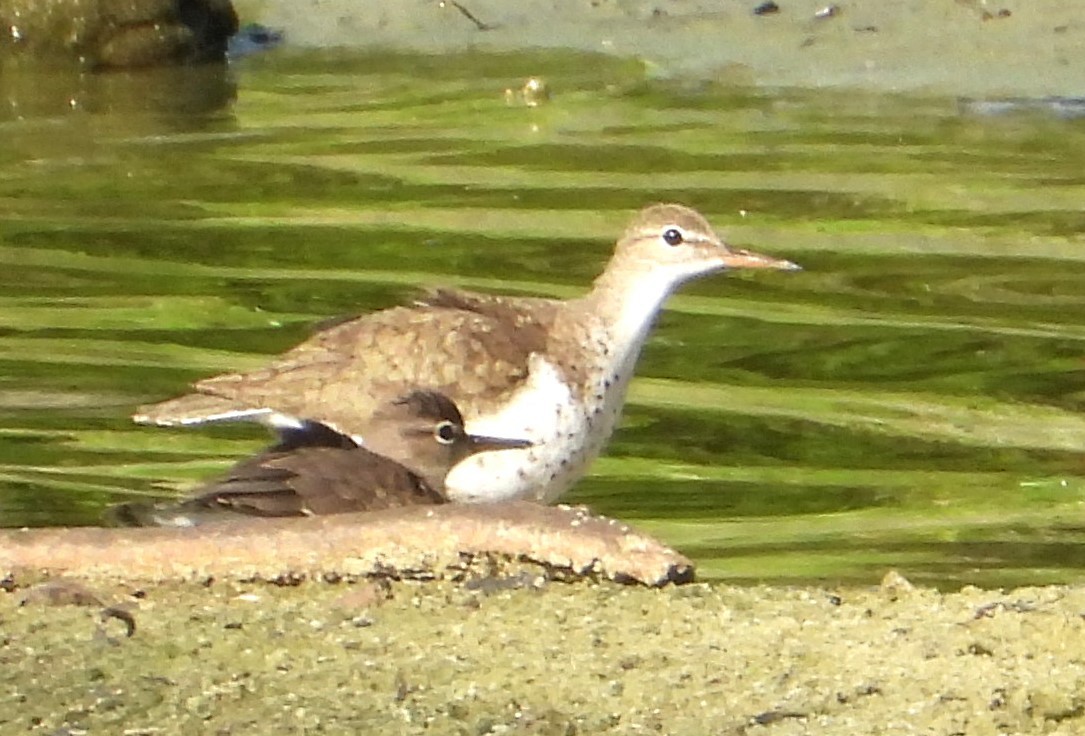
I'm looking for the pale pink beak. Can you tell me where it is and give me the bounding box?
[720,247,802,271]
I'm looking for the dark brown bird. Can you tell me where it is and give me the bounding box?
[110,391,530,527]
[133,204,800,504]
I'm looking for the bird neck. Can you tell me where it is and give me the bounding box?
[583,263,677,363]
[367,439,448,495]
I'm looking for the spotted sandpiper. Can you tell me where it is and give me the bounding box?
[111,391,530,526]
[134,203,800,503]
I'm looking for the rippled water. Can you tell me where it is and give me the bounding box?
[3,49,1085,588]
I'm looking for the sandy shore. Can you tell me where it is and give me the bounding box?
[5,571,1085,733]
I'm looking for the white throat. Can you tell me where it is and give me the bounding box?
[599,264,697,365]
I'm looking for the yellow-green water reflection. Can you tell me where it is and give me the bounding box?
[3,50,1085,588]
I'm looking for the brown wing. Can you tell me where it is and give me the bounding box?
[185,445,446,517]
[138,291,558,433]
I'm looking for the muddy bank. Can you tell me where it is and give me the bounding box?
[0,503,692,588]
[243,0,1085,96]
[4,572,1085,734]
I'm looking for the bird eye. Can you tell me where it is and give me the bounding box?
[662,227,684,246]
[434,421,458,444]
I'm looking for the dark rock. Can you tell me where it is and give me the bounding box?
[0,0,239,68]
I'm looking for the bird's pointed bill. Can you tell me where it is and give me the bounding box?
[721,248,802,271]
[468,434,533,453]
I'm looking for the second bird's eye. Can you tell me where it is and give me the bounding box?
[435,421,458,444]
[662,228,684,246]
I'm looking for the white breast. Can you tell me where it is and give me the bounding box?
[444,352,634,504]
[445,274,670,504]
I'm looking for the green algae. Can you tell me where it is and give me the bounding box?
[5,576,1085,734]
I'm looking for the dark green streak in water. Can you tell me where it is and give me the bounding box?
[2,50,1085,588]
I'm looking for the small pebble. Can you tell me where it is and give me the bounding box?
[880,569,916,601]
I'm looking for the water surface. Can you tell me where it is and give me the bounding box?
[3,49,1085,588]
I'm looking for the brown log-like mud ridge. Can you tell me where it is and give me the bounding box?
[0,502,692,588]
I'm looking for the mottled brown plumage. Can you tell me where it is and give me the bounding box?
[144,293,567,428]
[134,203,800,503]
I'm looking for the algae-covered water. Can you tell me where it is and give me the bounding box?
[4,46,1085,588]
